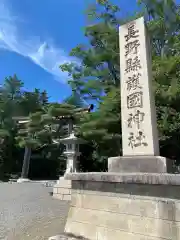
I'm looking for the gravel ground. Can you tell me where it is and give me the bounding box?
[0,183,69,240]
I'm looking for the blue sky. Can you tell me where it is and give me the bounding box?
[0,0,141,102]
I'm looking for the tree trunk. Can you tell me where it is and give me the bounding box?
[21,146,31,179]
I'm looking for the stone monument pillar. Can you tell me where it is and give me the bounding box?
[108,17,173,173]
[64,17,179,240]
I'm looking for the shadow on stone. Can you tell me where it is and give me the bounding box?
[49,233,90,240]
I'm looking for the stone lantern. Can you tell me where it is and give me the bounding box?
[53,104,94,200]
[61,130,85,175]
[53,129,86,200]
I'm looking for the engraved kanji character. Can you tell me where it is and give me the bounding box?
[127,110,145,129]
[125,23,139,42]
[127,91,143,109]
[128,131,148,149]
[125,39,140,57]
[126,73,142,91]
[134,131,148,147]
[125,56,141,73]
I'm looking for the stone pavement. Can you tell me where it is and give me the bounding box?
[0,183,69,240]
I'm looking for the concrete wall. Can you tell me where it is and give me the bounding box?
[65,173,180,240]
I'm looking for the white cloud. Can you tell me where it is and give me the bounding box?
[0,0,73,82]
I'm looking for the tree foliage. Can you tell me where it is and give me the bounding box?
[60,0,180,168]
[1,0,180,179]
[0,75,72,180]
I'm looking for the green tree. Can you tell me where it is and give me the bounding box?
[0,75,23,178]
[15,112,50,179]
[60,1,120,102]
[0,75,52,180]
[15,102,80,179]
[60,0,180,169]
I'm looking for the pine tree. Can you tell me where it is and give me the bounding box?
[60,0,180,166]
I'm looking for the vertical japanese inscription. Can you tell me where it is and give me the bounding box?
[123,21,148,149]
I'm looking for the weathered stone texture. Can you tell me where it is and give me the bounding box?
[65,172,180,185]
[108,156,174,173]
[65,176,180,240]
[53,180,72,201]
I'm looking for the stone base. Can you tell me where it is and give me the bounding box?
[108,155,174,173]
[64,172,180,240]
[53,179,71,201]
[17,178,31,183]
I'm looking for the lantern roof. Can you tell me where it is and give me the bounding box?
[60,131,86,144]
